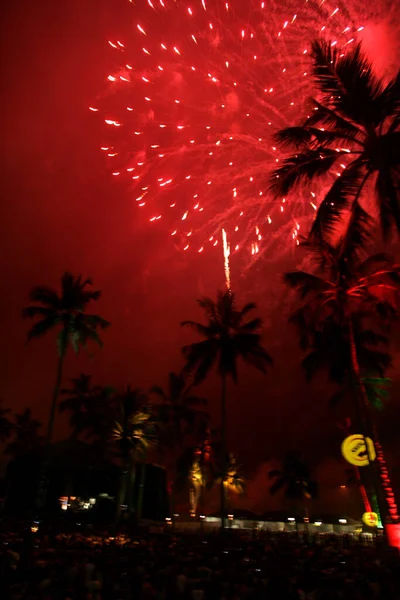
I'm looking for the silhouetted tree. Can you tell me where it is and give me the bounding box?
[22,273,110,444]
[111,387,157,520]
[182,290,272,528]
[285,215,400,522]
[59,373,114,458]
[271,40,400,242]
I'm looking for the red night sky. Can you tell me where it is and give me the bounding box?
[1,0,399,497]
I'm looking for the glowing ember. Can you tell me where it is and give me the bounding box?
[91,0,391,263]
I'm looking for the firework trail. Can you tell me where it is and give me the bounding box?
[90,0,396,266]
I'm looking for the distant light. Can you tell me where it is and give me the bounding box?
[288,517,295,522]
[339,518,347,524]
[314,521,322,526]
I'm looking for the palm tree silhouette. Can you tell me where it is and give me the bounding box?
[22,272,110,444]
[271,40,400,242]
[150,371,208,449]
[182,289,272,528]
[269,451,317,502]
[111,387,157,520]
[59,373,114,444]
[5,408,44,458]
[284,216,400,523]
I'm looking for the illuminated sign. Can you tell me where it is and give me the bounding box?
[362,512,379,527]
[341,434,376,467]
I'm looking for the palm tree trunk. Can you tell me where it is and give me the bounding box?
[116,464,129,522]
[137,462,146,521]
[128,463,137,514]
[36,350,66,510]
[220,373,227,531]
[348,318,388,525]
[47,350,65,444]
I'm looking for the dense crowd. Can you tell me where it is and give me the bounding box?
[1,527,399,600]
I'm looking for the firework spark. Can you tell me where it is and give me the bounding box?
[91,0,393,265]
[222,228,231,290]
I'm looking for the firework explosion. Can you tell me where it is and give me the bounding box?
[90,0,391,265]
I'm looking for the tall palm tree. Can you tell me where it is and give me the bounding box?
[5,408,44,458]
[22,272,110,444]
[269,451,317,521]
[111,387,157,520]
[59,373,114,444]
[181,290,272,528]
[284,216,400,524]
[150,372,208,517]
[271,40,400,242]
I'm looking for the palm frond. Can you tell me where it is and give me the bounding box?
[180,320,212,337]
[26,316,58,341]
[311,40,384,127]
[361,375,391,410]
[238,302,257,319]
[240,317,263,331]
[356,253,396,277]
[309,162,368,241]
[284,271,331,298]
[28,286,60,308]
[21,306,55,319]
[376,164,400,238]
[304,99,364,142]
[338,200,374,264]
[270,148,339,197]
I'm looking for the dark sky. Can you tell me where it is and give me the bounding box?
[1,0,399,476]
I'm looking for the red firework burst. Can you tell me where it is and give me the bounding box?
[90,0,376,263]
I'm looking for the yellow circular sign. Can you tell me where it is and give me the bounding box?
[341,434,376,467]
[363,512,379,527]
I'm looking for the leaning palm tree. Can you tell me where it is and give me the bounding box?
[181,290,272,528]
[59,373,114,443]
[22,273,110,444]
[271,40,400,242]
[111,387,157,520]
[285,213,400,525]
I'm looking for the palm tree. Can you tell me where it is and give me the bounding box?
[22,272,110,444]
[269,451,317,522]
[271,40,400,242]
[111,387,157,520]
[150,372,208,518]
[5,408,44,458]
[0,400,12,443]
[181,290,272,528]
[150,371,208,449]
[284,218,400,524]
[59,373,114,445]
